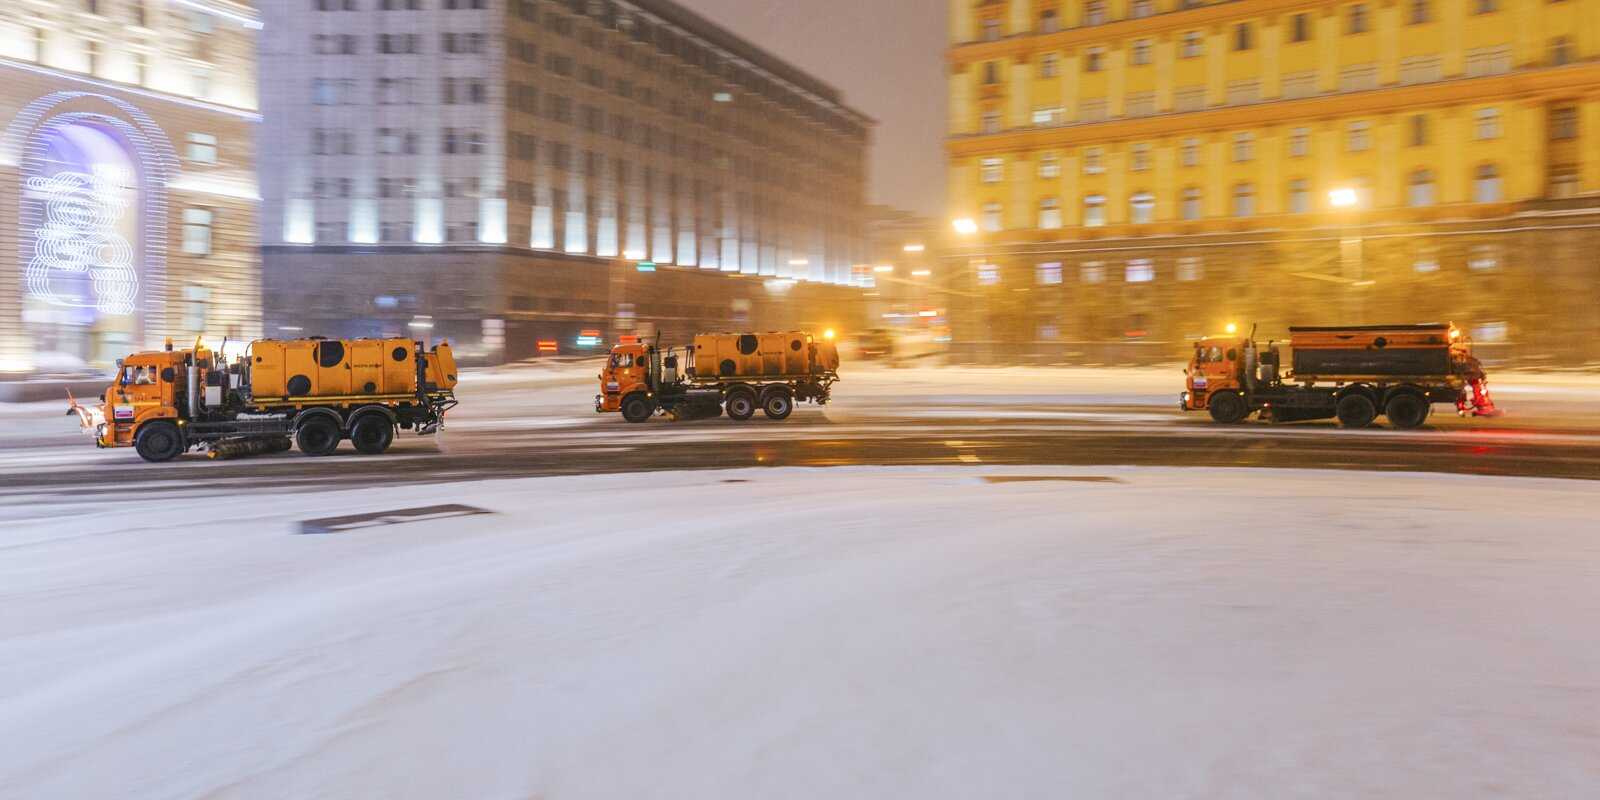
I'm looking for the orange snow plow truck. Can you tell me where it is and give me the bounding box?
[69,337,458,462]
[1182,323,1500,428]
[597,332,840,422]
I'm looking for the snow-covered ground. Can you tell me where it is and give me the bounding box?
[3,466,1597,798]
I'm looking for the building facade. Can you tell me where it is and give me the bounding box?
[947,0,1600,364]
[260,0,871,362]
[0,0,260,373]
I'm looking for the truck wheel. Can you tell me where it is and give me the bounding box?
[295,416,342,456]
[1385,393,1429,430]
[1207,391,1248,424]
[134,421,184,463]
[761,389,794,420]
[725,388,756,421]
[1336,393,1378,429]
[350,415,395,455]
[621,394,654,423]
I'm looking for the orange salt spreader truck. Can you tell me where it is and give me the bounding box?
[1181,323,1501,428]
[597,331,840,422]
[69,336,458,462]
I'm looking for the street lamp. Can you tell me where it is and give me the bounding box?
[952,217,979,236]
[1329,186,1366,322]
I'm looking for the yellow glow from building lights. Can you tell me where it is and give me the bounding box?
[823,329,836,340]
[951,218,978,235]
[873,265,895,273]
[788,258,810,266]
[902,243,926,253]
[911,269,932,277]
[1225,323,1239,335]
[1328,187,1360,208]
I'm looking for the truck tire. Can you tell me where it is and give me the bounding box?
[1207,391,1248,424]
[725,388,756,421]
[761,388,794,420]
[134,421,184,463]
[350,415,395,455]
[1385,393,1429,430]
[621,394,654,423]
[1336,393,1378,429]
[295,416,342,456]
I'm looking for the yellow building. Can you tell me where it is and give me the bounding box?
[946,0,1600,363]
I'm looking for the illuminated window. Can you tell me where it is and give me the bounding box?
[1039,153,1062,178]
[1032,106,1064,126]
[186,132,218,164]
[1548,169,1580,199]
[1130,192,1155,224]
[1080,261,1106,283]
[1131,39,1152,65]
[182,208,214,255]
[1126,259,1155,283]
[1083,194,1106,227]
[981,157,1004,183]
[1039,197,1063,229]
[1084,0,1107,25]
[1037,262,1064,285]
[1473,164,1502,203]
[978,263,1001,285]
[1468,244,1500,271]
[981,201,1003,232]
[1346,121,1371,152]
[1288,127,1310,157]
[1472,322,1508,342]
[1040,53,1060,77]
[1181,138,1201,167]
[1177,256,1204,281]
[1130,143,1151,172]
[1083,147,1105,174]
[1408,170,1435,207]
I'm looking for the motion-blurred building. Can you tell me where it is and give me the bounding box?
[0,1,261,373]
[259,0,872,362]
[947,0,1600,364]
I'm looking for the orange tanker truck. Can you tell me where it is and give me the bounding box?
[1181,323,1500,428]
[597,331,840,422]
[70,336,458,462]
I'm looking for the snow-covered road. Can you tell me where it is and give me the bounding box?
[3,466,1597,798]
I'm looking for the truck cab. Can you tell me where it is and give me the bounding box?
[94,349,187,448]
[597,343,652,413]
[1183,336,1247,413]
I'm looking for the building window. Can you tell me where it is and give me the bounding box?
[1408,170,1435,207]
[1085,1,1107,26]
[1174,85,1205,112]
[1084,47,1106,72]
[1126,259,1155,283]
[1232,183,1255,217]
[1032,106,1064,126]
[1399,55,1442,85]
[1181,31,1204,58]
[1181,187,1202,220]
[1040,53,1060,77]
[1409,114,1429,146]
[1282,71,1318,99]
[1548,169,1580,199]
[1549,36,1574,66]
[1083,147,1105,174]
[1083,194,1106,227]
[186,132,218,164]
[1472,322,1508,343]
[1474,0,1498,13]
[1079,98,1109,122]
[1340,63,1379,92]
[1227,80,1261,106]
[1473,164,1502,203]
[982,18,1001,41]
[182,208,214,255]
[1288,127,1310,157]
[1132,0,1155,16]
[1130,192,1155,224]
[1348,4,1369,33]
[1177,256,1204,281]
[1475,107,1501,140]
[1039,197,1063,229]
[1409,0,1431,23]
[181,285,210,332]
[1466,46,1511,76]
[1039,153,1062,178]
[1126,92,1156,117]
[1347,121,1372,152]
[1131,39,1152,66]
[1233,23,1253,51]
[1468,244,1500,271]
[982,61,1000,85]
[1289,13,1311,42]
[981,111,1001,134]
[981,157,1004,183]
[1550,106,1578,140]
[1287,179,1310,213]
[1231,132,1254,162]
[1130,143,1151,172]
[1080,262,1106,284]
[1180,137,1201,167]
[981,201,1003,232]
[1039,9,1060,32]
[1037,262,1064,285]
[978,263,1001,285]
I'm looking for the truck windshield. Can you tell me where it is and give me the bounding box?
[611,353,640,368]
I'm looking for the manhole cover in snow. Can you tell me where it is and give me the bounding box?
[297,504,493,534]
[981,476,1123,485]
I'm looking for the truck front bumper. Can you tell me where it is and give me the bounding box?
[1179,391,1191,412]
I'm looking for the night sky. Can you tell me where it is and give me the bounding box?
[673,0,947,218]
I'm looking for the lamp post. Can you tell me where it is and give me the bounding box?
[951,217,989,361]
[1329,187,1365,323]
